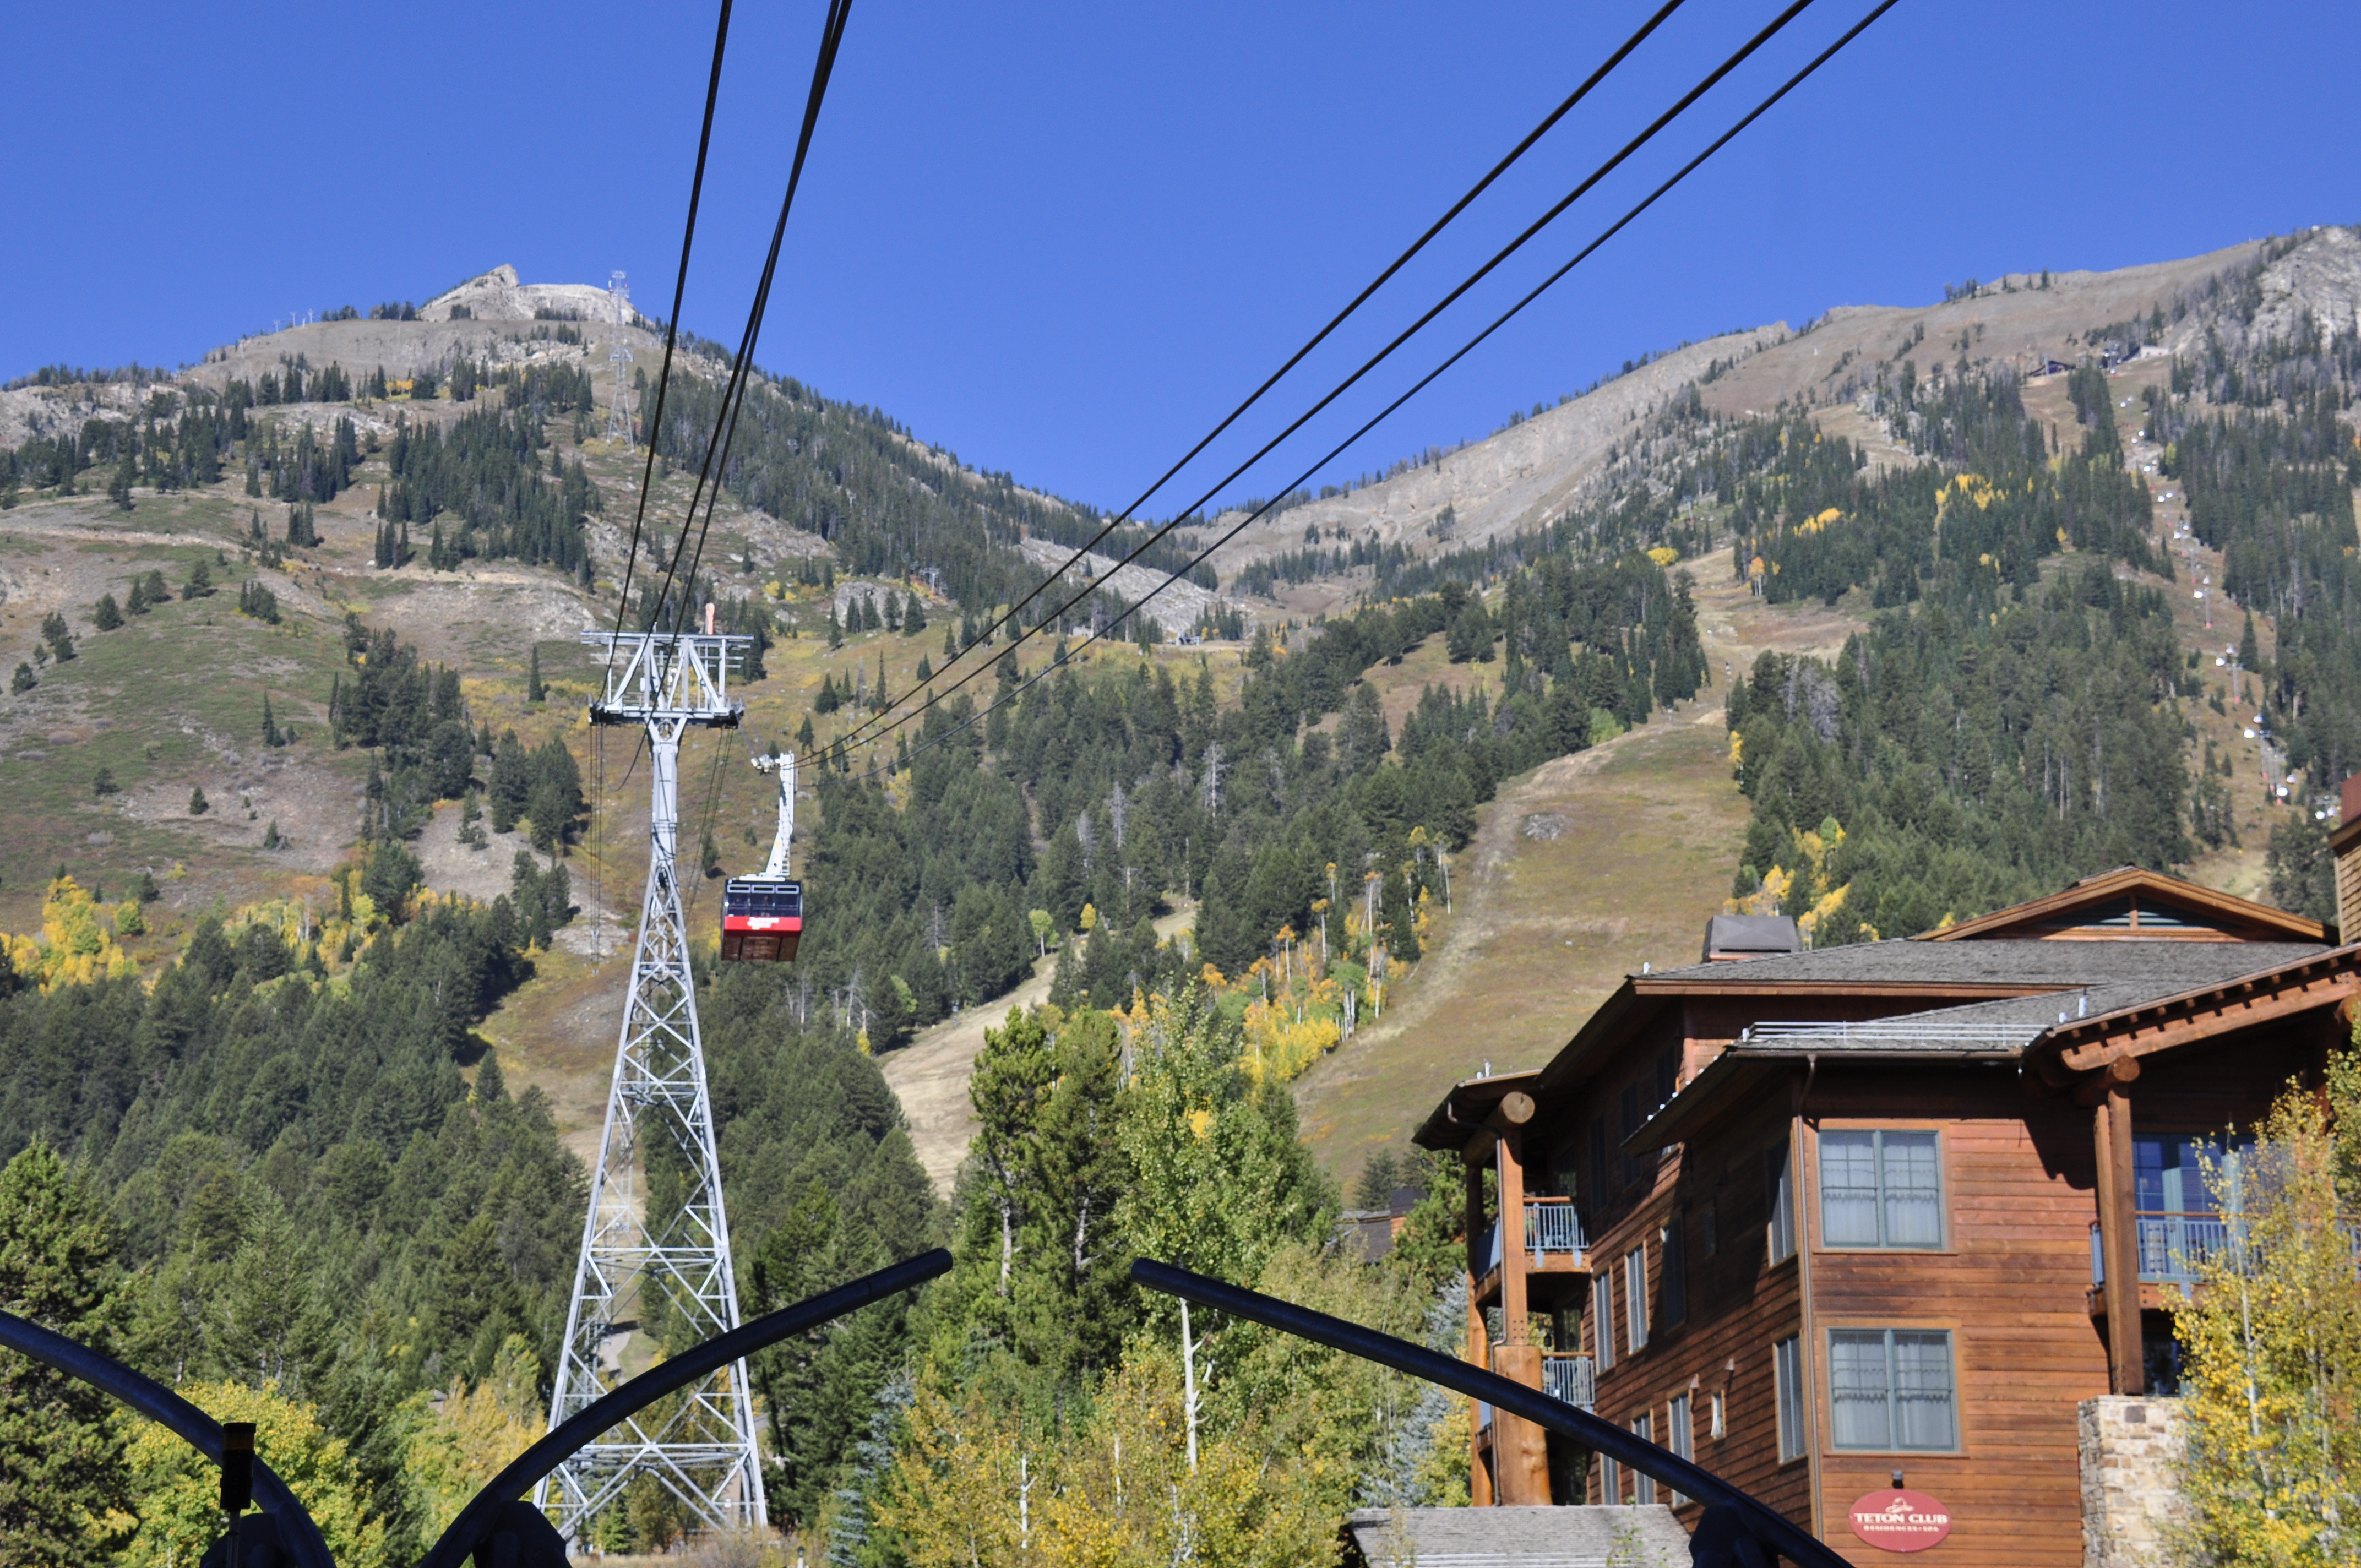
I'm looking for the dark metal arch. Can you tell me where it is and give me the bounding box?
[419,1246,951,1568]
[1,1248,953,1568]
[0,1309,336,1568]
[1130,1258,1848,1568]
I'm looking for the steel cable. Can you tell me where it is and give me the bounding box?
[835,0,1818,755]
[846,0,1904,779]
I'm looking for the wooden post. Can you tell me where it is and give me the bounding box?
[1490,1129,1552,1504]
[2094,1084,2145,1393]
[1464,1151,1492,1505]
[1498,1130,1530,1344]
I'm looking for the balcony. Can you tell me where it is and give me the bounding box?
[2091,1213,2232,1286]
[1544,1353,1596,1409]
[1476,1354,1594,1430]
[1526,1197,1586,1256]
[1477,1199,1589,1275]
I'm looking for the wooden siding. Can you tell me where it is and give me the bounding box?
[1799,1070,2107,1568]
[1584,1088,1812,1528]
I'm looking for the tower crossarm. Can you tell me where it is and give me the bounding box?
[581,630,748,728]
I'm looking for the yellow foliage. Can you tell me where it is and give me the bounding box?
[1725,817,1860,946]
[1793,507,1843,537]
[402,1336,546,1542]
[1238,1001,1341,1087]
[879,1357,1341,1568]
[1645,545,1680,567]
[2167,1066,2361,1568]
[122,1381,389,1568]
[4,876,139,989]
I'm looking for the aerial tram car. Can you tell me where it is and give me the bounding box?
[720,750,803,962]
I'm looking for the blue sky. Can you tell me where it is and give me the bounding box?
[4,1,2354,514]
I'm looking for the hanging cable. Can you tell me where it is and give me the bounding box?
[847,0,1903,778]
[610,0,856,791]
[645,0,854,640]
[849,0,1691,709]
[606,0,738,666]
[840,0,1821,754]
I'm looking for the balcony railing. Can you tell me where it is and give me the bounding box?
[1475,1201,1588,1276]
[1526,1197,1587,1255]
[1544,1353,1596,1409]
[1475,1353,1593,1429]
[2093,1213,2360,1286]
[2091,1212,2233,1286]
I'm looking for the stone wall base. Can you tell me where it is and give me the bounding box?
[2079,1396,2189,1568]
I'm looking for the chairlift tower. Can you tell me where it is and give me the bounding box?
[540,625,766,1542]
[606,271,635,442]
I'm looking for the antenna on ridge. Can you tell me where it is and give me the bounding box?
[606,270,634,442]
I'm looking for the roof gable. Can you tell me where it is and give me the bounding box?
[1918,867,2325,944]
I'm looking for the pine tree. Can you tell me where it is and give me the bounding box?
[827,605,844,649]
[107,453,134,510]
[189,785,209,816]
[526,646,545,704]
[0,1142,134,1566]
[262,695,280,747]
[91,594,122,633]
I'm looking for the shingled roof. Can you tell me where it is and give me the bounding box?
[1343,1506,1691,1568]
[1629,941,2351,1152]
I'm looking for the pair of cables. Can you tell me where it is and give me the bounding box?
[598,0,853,829]
[830,0,1902,780]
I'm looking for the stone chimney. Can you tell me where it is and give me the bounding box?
[2334,773,2361,943]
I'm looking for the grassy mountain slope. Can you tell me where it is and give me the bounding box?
[4,232,2350,1195]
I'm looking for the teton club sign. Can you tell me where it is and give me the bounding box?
[1847,1489,1954,1552]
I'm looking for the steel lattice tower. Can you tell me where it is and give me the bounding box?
[540,628,765,1543]
[605,270,635,442]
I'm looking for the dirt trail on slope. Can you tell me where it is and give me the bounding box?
[1292,575,1862,1184]
[883,905,1198,1195]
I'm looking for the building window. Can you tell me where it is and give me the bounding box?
[1820,1130,1944,1248]
[1829,1329,1957,1451]
[1766,1141,1796,1264]
[1592,1271,1615,1372]
[1589,1115,1609,1211]
[1662,1217,1688,1327]
[1710,1389,1727,1440]
[1702,1198,1718,1257]
[1774,1335,1805,1462]
[1630,1412,1656,1504]
[1655,1046,1679,1107]
[1625,1244,1650,1352]
[1667,1392,1693,1505]
[1620,1084,1646,1185]
[1600,1450,1621,1504]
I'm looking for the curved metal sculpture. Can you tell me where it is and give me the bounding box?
[4,1246,1835,1568]
[0,1310,336,1568]
[1130,1257,1848,1568]
[0,1248,952,1568]
[421,1248,949,1568]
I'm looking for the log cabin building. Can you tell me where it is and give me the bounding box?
[1412,866,2357,1565]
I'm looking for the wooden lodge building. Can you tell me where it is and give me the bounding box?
[1412,865,2359,1565]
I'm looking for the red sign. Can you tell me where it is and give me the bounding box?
[1847,1489,1953,1553]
